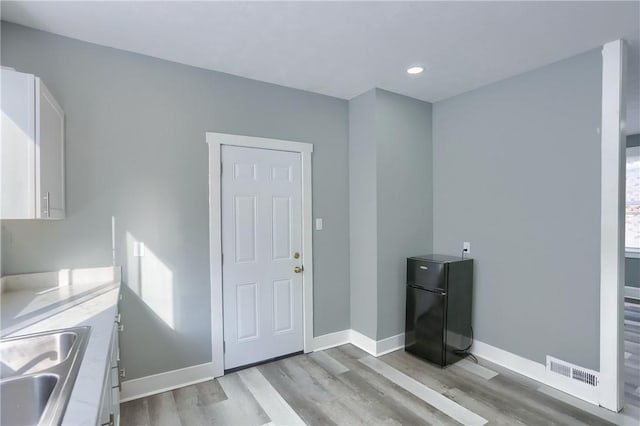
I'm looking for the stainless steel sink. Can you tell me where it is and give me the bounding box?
[1,331,77,378]
[1,374,58,425]
[0,327,91,425]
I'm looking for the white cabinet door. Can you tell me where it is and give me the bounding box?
[110,321,121,426]
[98,355,113,426]
[98,321,120,426]
[0,69,65,219]
[222,145,304,370]
[1,70,36,218]
[36,79,65,219]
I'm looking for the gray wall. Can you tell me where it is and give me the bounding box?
[375,89,432,340]
[627,134,640,288]
[349,88,432,340]
[349,90,378,339]
[432,49,602,370]
[0,22,350,380]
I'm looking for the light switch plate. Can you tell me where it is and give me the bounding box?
[315,218,323,230]
[133,242,145,257]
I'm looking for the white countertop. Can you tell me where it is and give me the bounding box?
[1,266,121,425]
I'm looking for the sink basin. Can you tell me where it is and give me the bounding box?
[0,331,77,378]
[0,327,90,425]
[1,374,58,425]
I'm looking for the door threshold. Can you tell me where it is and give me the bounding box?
[224,350,304,374]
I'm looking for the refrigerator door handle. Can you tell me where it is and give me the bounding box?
[407,284,446,295]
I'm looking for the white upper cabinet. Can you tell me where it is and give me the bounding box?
[1,69,65,219]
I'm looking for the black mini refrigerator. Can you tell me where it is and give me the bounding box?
[405,254,473,367]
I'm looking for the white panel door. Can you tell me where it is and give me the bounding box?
[222,145,303,369]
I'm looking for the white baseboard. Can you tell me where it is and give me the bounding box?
[349,329,378,355]
[121,335,602,407]
[312,329,351,352]
[316,333,601,406]
[471,340,547,383]
[472,340,600,406]
[123,330,371,403]
[625,286,640,300]
[375,332,405,356]
[314,329,405,357]
[122,329,384,403]
[120,362,216,402]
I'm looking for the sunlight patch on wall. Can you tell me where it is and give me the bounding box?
[126,232,175,329]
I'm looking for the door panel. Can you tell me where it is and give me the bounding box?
[222,146,303,369]
[272,197,291,260]
[405,285,446,366]
[271,165,291,182]
[37,80,65,218]
[234,196,257,263]
[273,279,293,333]
[236,282,259,341]
[234,162,256,180]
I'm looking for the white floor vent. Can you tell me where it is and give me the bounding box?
[549,358,571,378]
[571,367,598,387]
[545,356,599,403]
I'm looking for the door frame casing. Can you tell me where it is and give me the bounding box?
[599,39,626,412]
[206,132,314,377]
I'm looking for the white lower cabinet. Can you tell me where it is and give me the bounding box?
[98,315,122,426]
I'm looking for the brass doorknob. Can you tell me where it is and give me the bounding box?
[294,266,304,273]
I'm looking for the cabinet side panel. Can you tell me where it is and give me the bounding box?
[1,70,36,218]
[445,259,474,365]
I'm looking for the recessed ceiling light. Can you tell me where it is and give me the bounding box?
[407,66,424,75]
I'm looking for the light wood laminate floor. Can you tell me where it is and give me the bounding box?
[121,343,640,425]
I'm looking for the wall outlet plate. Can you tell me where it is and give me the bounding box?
[463,242,471,254]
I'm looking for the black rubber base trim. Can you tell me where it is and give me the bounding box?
[224,350,304,374]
